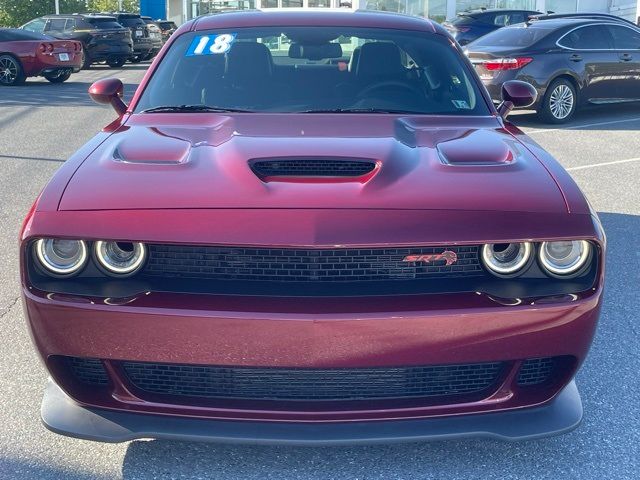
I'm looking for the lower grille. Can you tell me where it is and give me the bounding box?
[68,357,109,386]
[517,357,555,386]
[122,361,504,401]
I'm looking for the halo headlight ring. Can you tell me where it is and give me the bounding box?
[94,240,147,276]
[34,238,88,277]
[481,242,533,277]
[538,240,592,278]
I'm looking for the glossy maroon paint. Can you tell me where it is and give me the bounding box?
[0,38,82,77]
[20,10,604,426]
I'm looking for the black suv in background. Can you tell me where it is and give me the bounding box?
[21,14,132,68]
[444,8,541,45]
[107,13,154,63]
[466,14,640,123]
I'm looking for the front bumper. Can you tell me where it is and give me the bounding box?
[42,378,582,444]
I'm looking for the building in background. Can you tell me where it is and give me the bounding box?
[140,0,640,26]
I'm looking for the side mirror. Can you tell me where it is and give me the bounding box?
[497,80,538,119]
[88,78,127,116]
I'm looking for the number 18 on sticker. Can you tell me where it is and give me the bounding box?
[186,34,237,56]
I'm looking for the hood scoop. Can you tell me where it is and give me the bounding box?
[437,130,515,166]
[111,127,192,165]
[250,157,378,182]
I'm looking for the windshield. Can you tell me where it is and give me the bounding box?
[470,24,553,47]
[135,27,489,115]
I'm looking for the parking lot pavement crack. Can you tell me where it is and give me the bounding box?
[0,296,20,320]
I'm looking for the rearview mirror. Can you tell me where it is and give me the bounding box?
[289,42,343,61]
[497,80,538,119]
[88,78,127,116]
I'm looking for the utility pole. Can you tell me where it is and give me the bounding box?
[55,0,60,14]
[118,0,123,11]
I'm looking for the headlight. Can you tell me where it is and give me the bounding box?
[35,238,88,276]
[94,241,146,275]
[482,242,532,276]
[539,240,591,276]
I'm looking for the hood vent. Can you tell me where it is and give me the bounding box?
[250,157,377,180]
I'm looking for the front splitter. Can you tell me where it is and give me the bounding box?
[41,379,582,445]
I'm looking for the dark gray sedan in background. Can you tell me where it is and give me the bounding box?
[466,14,640,123]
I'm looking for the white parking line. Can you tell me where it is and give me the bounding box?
[566,157,640,171]
[524,116,640,135]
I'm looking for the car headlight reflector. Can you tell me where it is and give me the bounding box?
[95,241,146,275]
[539,240,590,276]
[35,238,88,276]
[482,242,532,276]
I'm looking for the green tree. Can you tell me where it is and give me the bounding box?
[86,0,139,13]
[0,0,139,27]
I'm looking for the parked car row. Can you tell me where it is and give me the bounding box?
[20,12,172,70]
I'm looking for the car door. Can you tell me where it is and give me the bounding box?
[556,24,619,102]
[605,24,640,100]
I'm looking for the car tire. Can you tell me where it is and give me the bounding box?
[130,55,143,64]
[81,52,92,70]
[0,54,26,86]
[107,58,126,68]
[539,78,577,124]
[44,71,71,83]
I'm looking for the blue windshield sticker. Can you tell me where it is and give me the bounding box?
[186,34,237,56]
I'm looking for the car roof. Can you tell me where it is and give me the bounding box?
[459,8,538,14]
[192,9,438,33]
[525,16,637,29]
[41,14,116,20]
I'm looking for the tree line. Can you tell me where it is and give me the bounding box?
[1,1,141,28]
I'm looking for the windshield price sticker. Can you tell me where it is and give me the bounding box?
[186,34,237,56]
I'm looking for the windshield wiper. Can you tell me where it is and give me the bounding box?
[300,108,422,114]
[141,105,254,113]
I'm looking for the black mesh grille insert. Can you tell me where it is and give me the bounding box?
[250,158,376,177]
[517,357,555,386]
[143,245,483,283]
[68,357,109,386]
[122,361,504,401]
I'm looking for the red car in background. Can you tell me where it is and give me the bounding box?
[0,28,81,85]
[20,10,604,444]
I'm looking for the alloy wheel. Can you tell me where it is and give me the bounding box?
[0,57,18,85]
[549,84,574,120]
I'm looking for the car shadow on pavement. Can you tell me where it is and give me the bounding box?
[0,80,139,108]
[509,103,640,131]
[114,211,636,479]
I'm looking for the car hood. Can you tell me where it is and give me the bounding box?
[59,113,566,213]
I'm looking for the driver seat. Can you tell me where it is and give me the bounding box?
[355,42,406,85]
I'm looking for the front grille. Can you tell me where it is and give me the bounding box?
[250,158,376,178]
[122,361,504,401]
[517,357,555,386]
[143,245,483,283]
[68,357,109,386]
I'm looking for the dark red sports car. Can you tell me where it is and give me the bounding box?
[20,10,604,444]
[0,29,82,85]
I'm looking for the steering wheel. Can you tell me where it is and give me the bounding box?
[357,80,423,100]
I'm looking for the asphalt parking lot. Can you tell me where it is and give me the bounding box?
[0,66,639,479]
